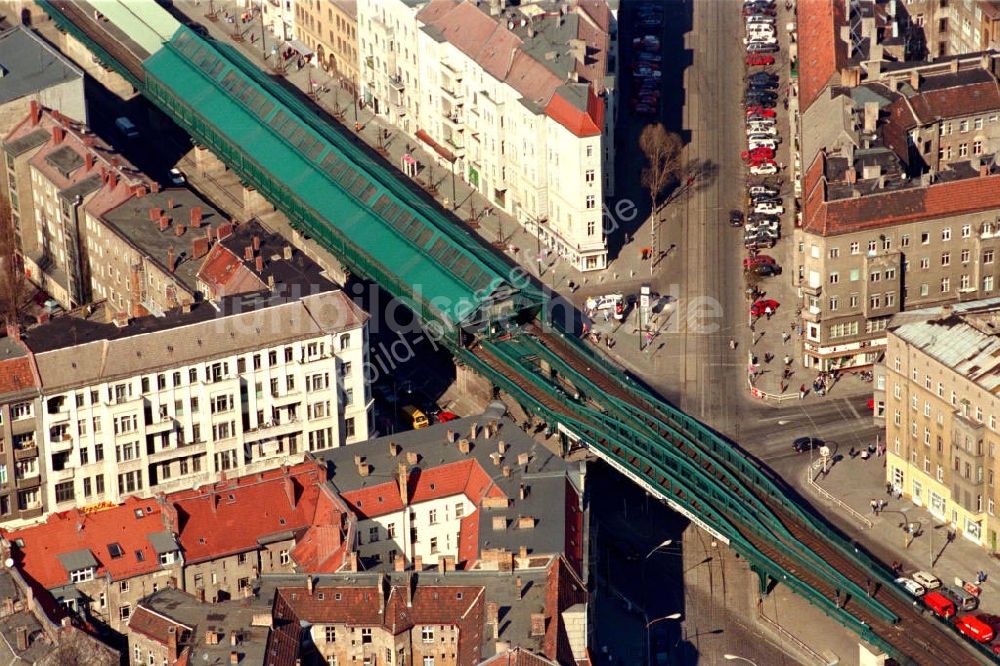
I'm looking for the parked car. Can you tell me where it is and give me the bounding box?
[895,577,926,598]
[755,202,784,215]
[749,162,779,175]
[743,35,777,46]
[751,262,782,277]
[743,254,776,269]
[634,68,662,79]
[941,585,980,611]
[746,14,776,24]
[745,105,776,117]
[169,168,186,185]
[750,299,780,317]
[792,436,823,452]
[746,42,779,53]
[911,571,942,590]
[956,615,995,643]
[637,52,663,63]
[746,53,775,66]
[633,35,661,49]
[729,210,745,227]
[746,89,778,101]
[748,139,777,151]
[742,147,775,162]
[922,591,956,619]
[748,185,779,196]
[746,124,777,136]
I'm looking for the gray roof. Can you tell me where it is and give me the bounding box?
[891,296,1000,394]
[43,145,83,179]
[56,549,98,573]
[24,289,367,392]
[99,187,226,295]
[3,128,49,157]
[314,402,577,563]
[0,26,83,106]
[147,531,180,555]
[136,587,269,665]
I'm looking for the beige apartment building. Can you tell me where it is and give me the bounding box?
[295,0,360,88]
[0,337,45,522]
[881,297,1000,552]
[902,0,1000,57]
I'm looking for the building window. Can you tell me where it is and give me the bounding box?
[962,225,972,239]
[985,276,994,292]
[361,628,372,644]
[974,140,984,155]
[428,509,437,525]
[941,252,950,266]
[430,536,439,553]
[55,481,74,504]
[455,503,464,518]
[958,143,969,157]
[585,169,595,184]
[369,526,379,543]
[280,549,290,565]
[585,195,595,209]
[70,567,94,583]
[422,626,434,643]
[119,604,131,622]
[423,657,435,666]
[345,417,356,439]
[829,272,839,284]
[325,626,337,643]
[387,523,396,539]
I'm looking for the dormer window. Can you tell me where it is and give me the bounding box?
[70,567,95,583]
[159,551,178,566]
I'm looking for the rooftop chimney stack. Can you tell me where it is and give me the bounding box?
[167,197,175,210]
[252,235,261,251]
[244,246,254,261]
[910,70,920,90]
[15,626,27,651]
[413,555,423,571]
[398,462,408,506]
[190,207,203,228]
[175,224,186,237]
[395,554,406,571]
[85,153,95,171]
[306,576,314,595]
[255,255,263,273]
[167,246,176,273]
[283,245,293,260]
[159,215,171,231]
[29,101,41,126]
[530,613,545,637]
[51,126,64,144]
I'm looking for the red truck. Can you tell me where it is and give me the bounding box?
[923,591,956,619]
[955,615,995,643]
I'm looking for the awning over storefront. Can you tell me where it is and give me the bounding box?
[286,39,313,57]
[415,129,456,163]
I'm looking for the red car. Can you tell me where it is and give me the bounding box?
[746,53,775,66]
[750,299,780,317]
[436,411,459,423]
[745,106,776,118]
[742,147,775,162]
[743,255,776,269]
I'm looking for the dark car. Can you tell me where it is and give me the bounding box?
[746,89,778,101]
[793,436,824,453]
[729,209,745,226]
[752,263,782,277]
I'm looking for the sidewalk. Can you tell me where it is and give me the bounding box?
[803,451,1000,616]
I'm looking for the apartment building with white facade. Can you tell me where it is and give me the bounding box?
[357,0,615,271]
[8,289,371,525]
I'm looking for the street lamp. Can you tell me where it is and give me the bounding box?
[723,655,758,666]
[645,539,673,559]
[645,613,682,666]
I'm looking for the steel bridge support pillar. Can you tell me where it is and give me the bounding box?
[750,563,774,597]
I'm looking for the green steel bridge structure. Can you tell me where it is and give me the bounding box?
[37,2,994,663]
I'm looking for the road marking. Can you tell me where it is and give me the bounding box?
[844,398,861,420]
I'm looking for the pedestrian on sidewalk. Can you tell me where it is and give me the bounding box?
[780,381,788,393]
[799,384,806,399]
[764,352,773,363]
[870,499,878,515]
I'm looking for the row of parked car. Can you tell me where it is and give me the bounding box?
[630,3,664,116]
[896,570,1000,653]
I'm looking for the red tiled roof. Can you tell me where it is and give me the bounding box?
[908,80,1000,123]
[273,583,486,665]
[457,512,480,569]
[195,243,265,298]
[167,461,328,564]
[289,489,353,573]
[3,496,171,589]
[128,604,189,645]
[543,557,587,664]
[803,172,1000,236]
[798,0,847,112]
[0,357,36,394]
[340,459,506,520]
[545,89,603,138]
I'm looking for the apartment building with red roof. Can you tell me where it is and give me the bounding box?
[166,460,354,603]
[358,0,615,272]
[1,495,183,634]
[0,335,44,524]
[792,10,1000,370]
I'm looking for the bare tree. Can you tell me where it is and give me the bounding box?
[0,191,25,328]
[639,124,683,273]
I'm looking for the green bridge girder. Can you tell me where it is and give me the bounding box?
[40,5,984,663]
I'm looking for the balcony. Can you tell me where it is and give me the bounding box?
[15,474,40,490]
[48,433,73,453]
[145,415,176,433]
[13,442,37,461]
[442,111,463,128]
[269,389,302,405]
[150,440,207,464]
[441,83,463,102]
[50,467,75,482]
[389,74,404,91]
[243,418,302,443]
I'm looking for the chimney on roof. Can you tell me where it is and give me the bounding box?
[398,462,408,506]
[150,207,162,221]
[395,554,406,572]
[515,576,522,599]
[863,102,879,133]
[530,613,545,637]
[283,475,297,509]
[490,452,502,467]
[252,235,261,251]
[458,438,470,454]
[492,516,506,531]
[244,246,254,262]
[951,59,960,74]
[51,126,64,144]
[981,162,990,177]
[389,441,400,457]
[498,440,508,455]
[267,274,274,290]
[255,255,263,273]
[487,602,499,638]
[306,576,314,595]
[378,573,387,615]
[440,555,455,572]
[406,451,418,465]
[160,216,171,232]
[910,70,920,90]
[845,168,857,185]
[445,429,456,444]
[283,245,292,260]
[230,632,239,647]
[518,515,535,529]
[502,465,511,478]
[229,651,239,665]
[109,173,119,191]
[192,237,210,259]
[519,483,526,500]
[190,207,203,228]
[135,184,147,198]
[470,422,479,439]
[151,182,161,194]
[206,226,215,242]
[167,197,175,210]
[348,551,358,572]
[414,555,426,572]
[85,153,95,171]
[518,545,527,560]
[112,312,129,328]
[167,626,178,658]
[15,626,27,651]
[205,630,218,645]
[175,224,186,237]
[29,101,41,126]
[517,452,529,467]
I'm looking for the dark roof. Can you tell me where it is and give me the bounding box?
[0,27,83,106]
[3,128,49,156]
[55,549,98,573]
[42,145,82,179]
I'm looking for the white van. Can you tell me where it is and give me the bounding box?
[586,294,625,320]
